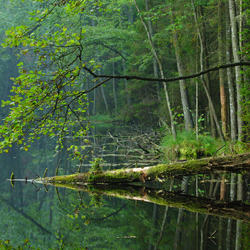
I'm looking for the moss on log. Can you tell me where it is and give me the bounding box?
[37,153,250,185]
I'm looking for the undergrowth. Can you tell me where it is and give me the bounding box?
[160,131,250,162]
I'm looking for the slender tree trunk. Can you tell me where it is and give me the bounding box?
[191,0,225,142]
[228,0,243,141]
[134,0,177,140]
[197,5,216,137]
[145,0,161,102]
[92,87,96,115]
[112,61,118,114]
[218,1,227,137]
[226,1,237,141]
[172,30,194,130]
[101,84,109,114]
[123,60,131,106]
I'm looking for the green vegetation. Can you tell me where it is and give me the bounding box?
[160,131,250,162]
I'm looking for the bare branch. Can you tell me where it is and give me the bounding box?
[83,61,250,83]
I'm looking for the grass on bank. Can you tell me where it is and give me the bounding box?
[160,131,250,162]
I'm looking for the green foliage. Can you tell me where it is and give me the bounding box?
[89,157,104,172]
[160,130,250,162]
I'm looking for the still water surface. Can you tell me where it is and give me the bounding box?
[0,125,246,249]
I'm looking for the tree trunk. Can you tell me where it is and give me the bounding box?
[133,0,177,140]
[228,0,243,141]
[145,0,161,102]
[191,0,225,142]
[38,153,250,184]
[197,5,216,137]
[226,1,237,141]
[112,61,118,114]
[218,1,227,137]
[172,30,194,130]
[123,60,131,106]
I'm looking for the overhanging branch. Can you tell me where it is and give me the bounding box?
[84,61,250,83]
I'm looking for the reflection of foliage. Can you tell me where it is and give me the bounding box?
[90,193,103,208]
[0,239,35,249]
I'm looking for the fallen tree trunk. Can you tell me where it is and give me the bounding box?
[37,153,250,185]
[41,183,250,223]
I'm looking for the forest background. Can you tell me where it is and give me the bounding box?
[0,0,250,249]
[0,0,250,166]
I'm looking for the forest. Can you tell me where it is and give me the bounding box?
[0,0,250,249]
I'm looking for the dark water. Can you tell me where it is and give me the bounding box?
[0,125,248,249]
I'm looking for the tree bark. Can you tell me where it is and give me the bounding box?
[37,153,250,184]
[228,0,243,141]
[172,30,194,130]
[218,1,227,137]
[226,1,237,141]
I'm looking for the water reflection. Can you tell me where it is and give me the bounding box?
[0,125,249,249]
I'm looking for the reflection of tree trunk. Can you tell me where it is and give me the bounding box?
[227,173,236,249]
[174,177,189,250]
[148,204,158,250]
[226,218,233,250]
[235,174,243,250]
[0,196,52,235]
[45,184,250,223]
[154,180,173,250]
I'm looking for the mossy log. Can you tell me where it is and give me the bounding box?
[42,182,250,223]
[37,153,250,185]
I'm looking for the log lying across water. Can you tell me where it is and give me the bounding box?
[37,153,250,185]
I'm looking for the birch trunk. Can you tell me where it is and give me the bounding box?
[226,1,237,141]
[228,0,243,141]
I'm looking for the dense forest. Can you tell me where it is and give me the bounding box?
[0,0,250,154]
[1,0,250,249]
